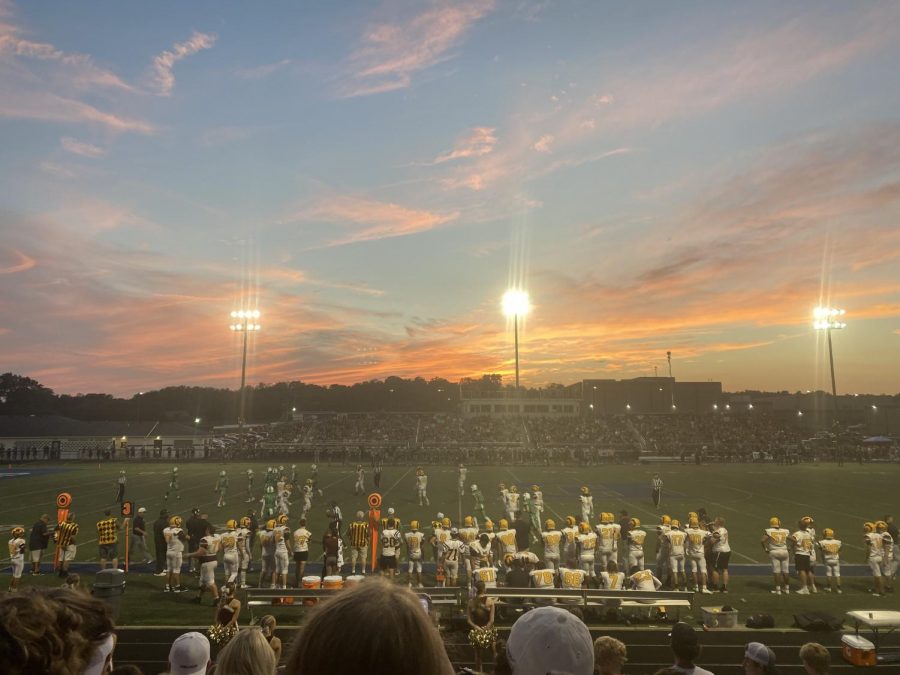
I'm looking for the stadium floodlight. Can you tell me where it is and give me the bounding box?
[230,309,262,451]
[813,306,845,418]
[712,404,718,411]
[501,289,530,391]
[872,405,878,411]
[194,417,201,424]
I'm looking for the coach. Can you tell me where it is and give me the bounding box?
[29,514,51,575]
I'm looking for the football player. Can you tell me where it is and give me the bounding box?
[791,518,816,595]
[523,492,541,542]
[215,470,229,508]
[710,516,732,594]
[237,516,251,588]
[541,519,562,570]
[277,485,292,518]
[471,484,486,521]
[380,518,401,579]
[876,521,894,592]
[301,483,312,518]
[458,516,479,577]
[472,561,498,589]
[576,522,598,577]
[163,515,186,593]
[165,466,180,501]
[245,469,254,503]
[505,486,520,523]
[651,473,663,509]
[292,518,311,586]
[498,483,509,512]
[186,523,220,604]
[259,486,277,520]
[864,521,885,596]
[531,484,544,522]
[664,519,687,591]
[626,517,646,571]
[469,532,493,570]
[579,486,594,524]
[761,517,790,595]
[496,519,517,566]
[405,520,425,588]
[258,519,277,589]
[557,565,587,602]
[115,469,127,504]
[442,529,466,587]
[415,467,430,506]
[656,515,672,587]
[817,527,842,594]
[596,512,621,569]
[273,515,291,589]
[7,526,26,591]
[458,463,467,497]
[600,560,625,591]
[220,520,239,584]
[684,514,711,594]
[354,464,365,496]
[561,516,579,569]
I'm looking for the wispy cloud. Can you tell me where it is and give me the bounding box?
[0,91,156,134]
[338,0,495,97]
[0,247,36,274]
[60,136,105,158]
[149,31,216,96]
[431,126,497,164]
[235,58,291,80]
[532,134,554,153]
[285,195,459,247]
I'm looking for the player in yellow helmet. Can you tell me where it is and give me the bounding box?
[404,519,425,587]
[7,526,26,591]
[876,521,894,592]
[626,518,646,571]
[817,527,842,594]
[864,521,885,596]
[580,487,594,524]
[596,512,621,570]
[163,515,187,593]
[762,516,790,594]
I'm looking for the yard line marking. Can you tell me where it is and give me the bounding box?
[381,467,413,500]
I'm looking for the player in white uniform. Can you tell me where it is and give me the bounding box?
[301,484,312,518]
[579,486,594,524]
[273,514,291,589]
[163,516,186,593]
[864,522,885,596]
[531,484,544,522]
[627,568,662,619]
[791,521,816,595]
[277,486,291,518]
[472,563,497,589]
[817,527,842,594]
[876,521,895,592]
[561,516,579,568]
[405,520,426,588]
[236,516,251,588]
[220,520,239,583]
[186,524,220,604]
[458,464,467,496]
[600,561,626,591]
[354,464,365,496]
[7,527,26,591]
[442,529,466,587]
[530,565,556,593]
[292,518,311,587]
[710,517,731,593]
[380,519,401,580]
[664,519,687,590]
[506,486,521,523]
[496,519,517,566]
[684,515,711,593]
[469,533,493,571]
[541,519,562,570]
[576,522,598,577]
[656,515,672,587]
[458,516,479,577]
[596,512,621,569]
[258,520,277,589]
[498,483,509,515]
[415,467,430,506]
[761,517,790,595]
[626,518,646,571]
[558,566,587,603]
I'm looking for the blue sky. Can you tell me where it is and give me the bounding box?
[1,0,898,396]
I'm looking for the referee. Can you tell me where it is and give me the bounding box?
[347,511,369,575]
[651,473,663,509]
[55,513,79,578]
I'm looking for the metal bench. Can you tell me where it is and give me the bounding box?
[486,587,694,621]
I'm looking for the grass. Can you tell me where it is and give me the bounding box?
[2,460,899,625]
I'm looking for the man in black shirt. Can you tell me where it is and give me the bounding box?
[186,508,207,573]
[505,557,530,588]
[152,509,169,575]
[29,514,50,575]
[513,512,532,553]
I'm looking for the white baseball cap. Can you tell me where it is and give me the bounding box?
[137,507,146,513]
[168,631,210,675]
[507,606,593,675]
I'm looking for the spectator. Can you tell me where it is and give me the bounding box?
[743,642,778,675]
[259,615,282,663]
[209,582,241,647]
[669,622,714,675]
[594,636,627,675]
[152,509,169,576]
[513,512,532,552]
[0,587,115,675]
[96,510,120,570]
[504,557,530,588]
[168,631,211,675]
[799,643,829,675]
[131,507,153,565]
[285,577,454,675]
[215,627,277,675]
[498,606,593,675]
[28,513,51,575]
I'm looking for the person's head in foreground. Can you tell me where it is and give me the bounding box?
[744,642,778,675]
[670,622,701,666]
[594,635,627,675]
[0,587,115,675]
[168,631,211,675]
[216,627,277,675]
[799,642,830,675]
[285,577,453,675]
[498,605,594,675]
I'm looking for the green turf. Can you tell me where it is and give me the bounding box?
[2,461,899,625]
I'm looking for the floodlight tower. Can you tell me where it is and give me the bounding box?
[813,307,845,422]
[502,289,530,391]
[230,310,261,448]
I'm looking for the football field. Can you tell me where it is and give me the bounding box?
[2,460,898,625]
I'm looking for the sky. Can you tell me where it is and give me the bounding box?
[1,0,899,397]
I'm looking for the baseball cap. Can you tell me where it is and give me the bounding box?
[507,606,593,675]
[168,631,210,675]
[745,642,776,666]
[137,507,146,513]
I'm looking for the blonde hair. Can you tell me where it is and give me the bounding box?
[216,628,277,675]
[286,578,453,675]
[259,614,277,637]
[594,636,627,672]
[799,642,830,674]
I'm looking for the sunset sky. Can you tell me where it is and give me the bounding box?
[1,0,899,397]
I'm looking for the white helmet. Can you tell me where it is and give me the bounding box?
[247,469,253,474]
[267,466,273,472]
[471,484,477,491]
[219,470,226,476]
[173,466,178,472]
[311,464,317,470]
[279,465,284,472]
[291,464,296,469]
[388,507,395,515]
[436,512,444,520]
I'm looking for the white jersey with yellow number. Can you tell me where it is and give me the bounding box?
[818,538,841,564]
[577,532,598,561]
[559,567,587,589]
[542,530,562,558]
[473,566,497,588]
[628,529,646,554]
[498,529,517,555]
[764,527,790,553]
[664,529,686,557]
[219,530,238,555]
[406,531,425,560]
[531,569,555,588]
[684,527,707,557]
[596,523,621,552]
[561,526,578,557]
[792,530,814,556]
[865,532,884,559]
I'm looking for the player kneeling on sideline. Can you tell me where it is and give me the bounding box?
[761,517,790,595]
[542,519,562,570]
[817,528,842,594]
[186,523,220,605]
[627,567,663,621]
[405,520,425,588]
[684,515,712,594]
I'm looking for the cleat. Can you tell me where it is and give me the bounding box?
[154,571,166,577]
[783,588,790,594]
[771,588,781,594]
[796,587,809,595]
[837,589,843,594]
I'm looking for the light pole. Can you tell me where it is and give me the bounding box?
[813,307,845,424]
[502,289,530,391]
[230,309,261,450]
